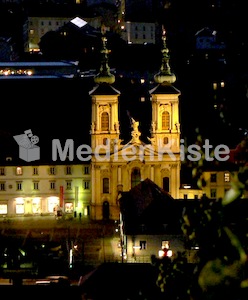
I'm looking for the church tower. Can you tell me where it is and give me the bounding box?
[149,28,181,198]
[89,27,122,220]
[89,27,181,220]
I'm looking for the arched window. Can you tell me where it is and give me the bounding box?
[163,137,169,144]
[103,138,108,145]
[131,168,141,188]
[162,111,170,130]
[103,178,109,193]
[163,177,170,192]
[101,112,109,131]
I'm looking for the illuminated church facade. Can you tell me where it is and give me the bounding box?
[89,30,181,220]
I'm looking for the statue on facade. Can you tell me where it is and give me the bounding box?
[131,118,141,143]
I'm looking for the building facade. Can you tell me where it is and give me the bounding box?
[0,163,91,218]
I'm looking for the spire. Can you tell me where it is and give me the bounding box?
[154,27,176,84]
[94,24,115,85]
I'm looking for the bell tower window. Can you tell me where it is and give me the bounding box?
[101,112,109,131]
[162,111,170,130]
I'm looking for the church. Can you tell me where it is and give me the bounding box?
[89,29,181,220]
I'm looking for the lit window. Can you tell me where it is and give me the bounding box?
[162,111,170,130]
[16,198,24,214]
[0,204,7,214]
[101,112,109,131]
[16,167,23,175]
[162,241,169,249]
[213,82,217,90]
[224,172,230,182]
[30,29,34,35]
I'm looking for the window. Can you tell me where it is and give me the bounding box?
[84,166,90,174]
[16,198,24,214]
[33,167,38,175]
[163,137,169,144]
[131,168,141,188]
[162,111,170,130]
[162,241,169,250]
[210,173,217,183]
[49,167,56,175]
[0,204,7,214]
[33,182,39,190]
[163,177,170,192]
[16,182,22,191]
[103,178,109,193]
[224,172,230,182]
[50,181,56,190]
[66,166,72,175]
[0,182,5,191]
[140,241,147,250]
[101,112,109,131]
[66,180,72,190]
[16,167,23,175]
[210,188,217,198]
[30,29,34,35]
[0,167,5,175]
[84,181,90,190]
[103,138,108,145]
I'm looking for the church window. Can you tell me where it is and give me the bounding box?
[103,138,108,145]
[162,111,170,130]
[131,168,141,188]
[163,137,169,144]
[103,178,109,193]
[101,112,109,131]
[163,177,169,192]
